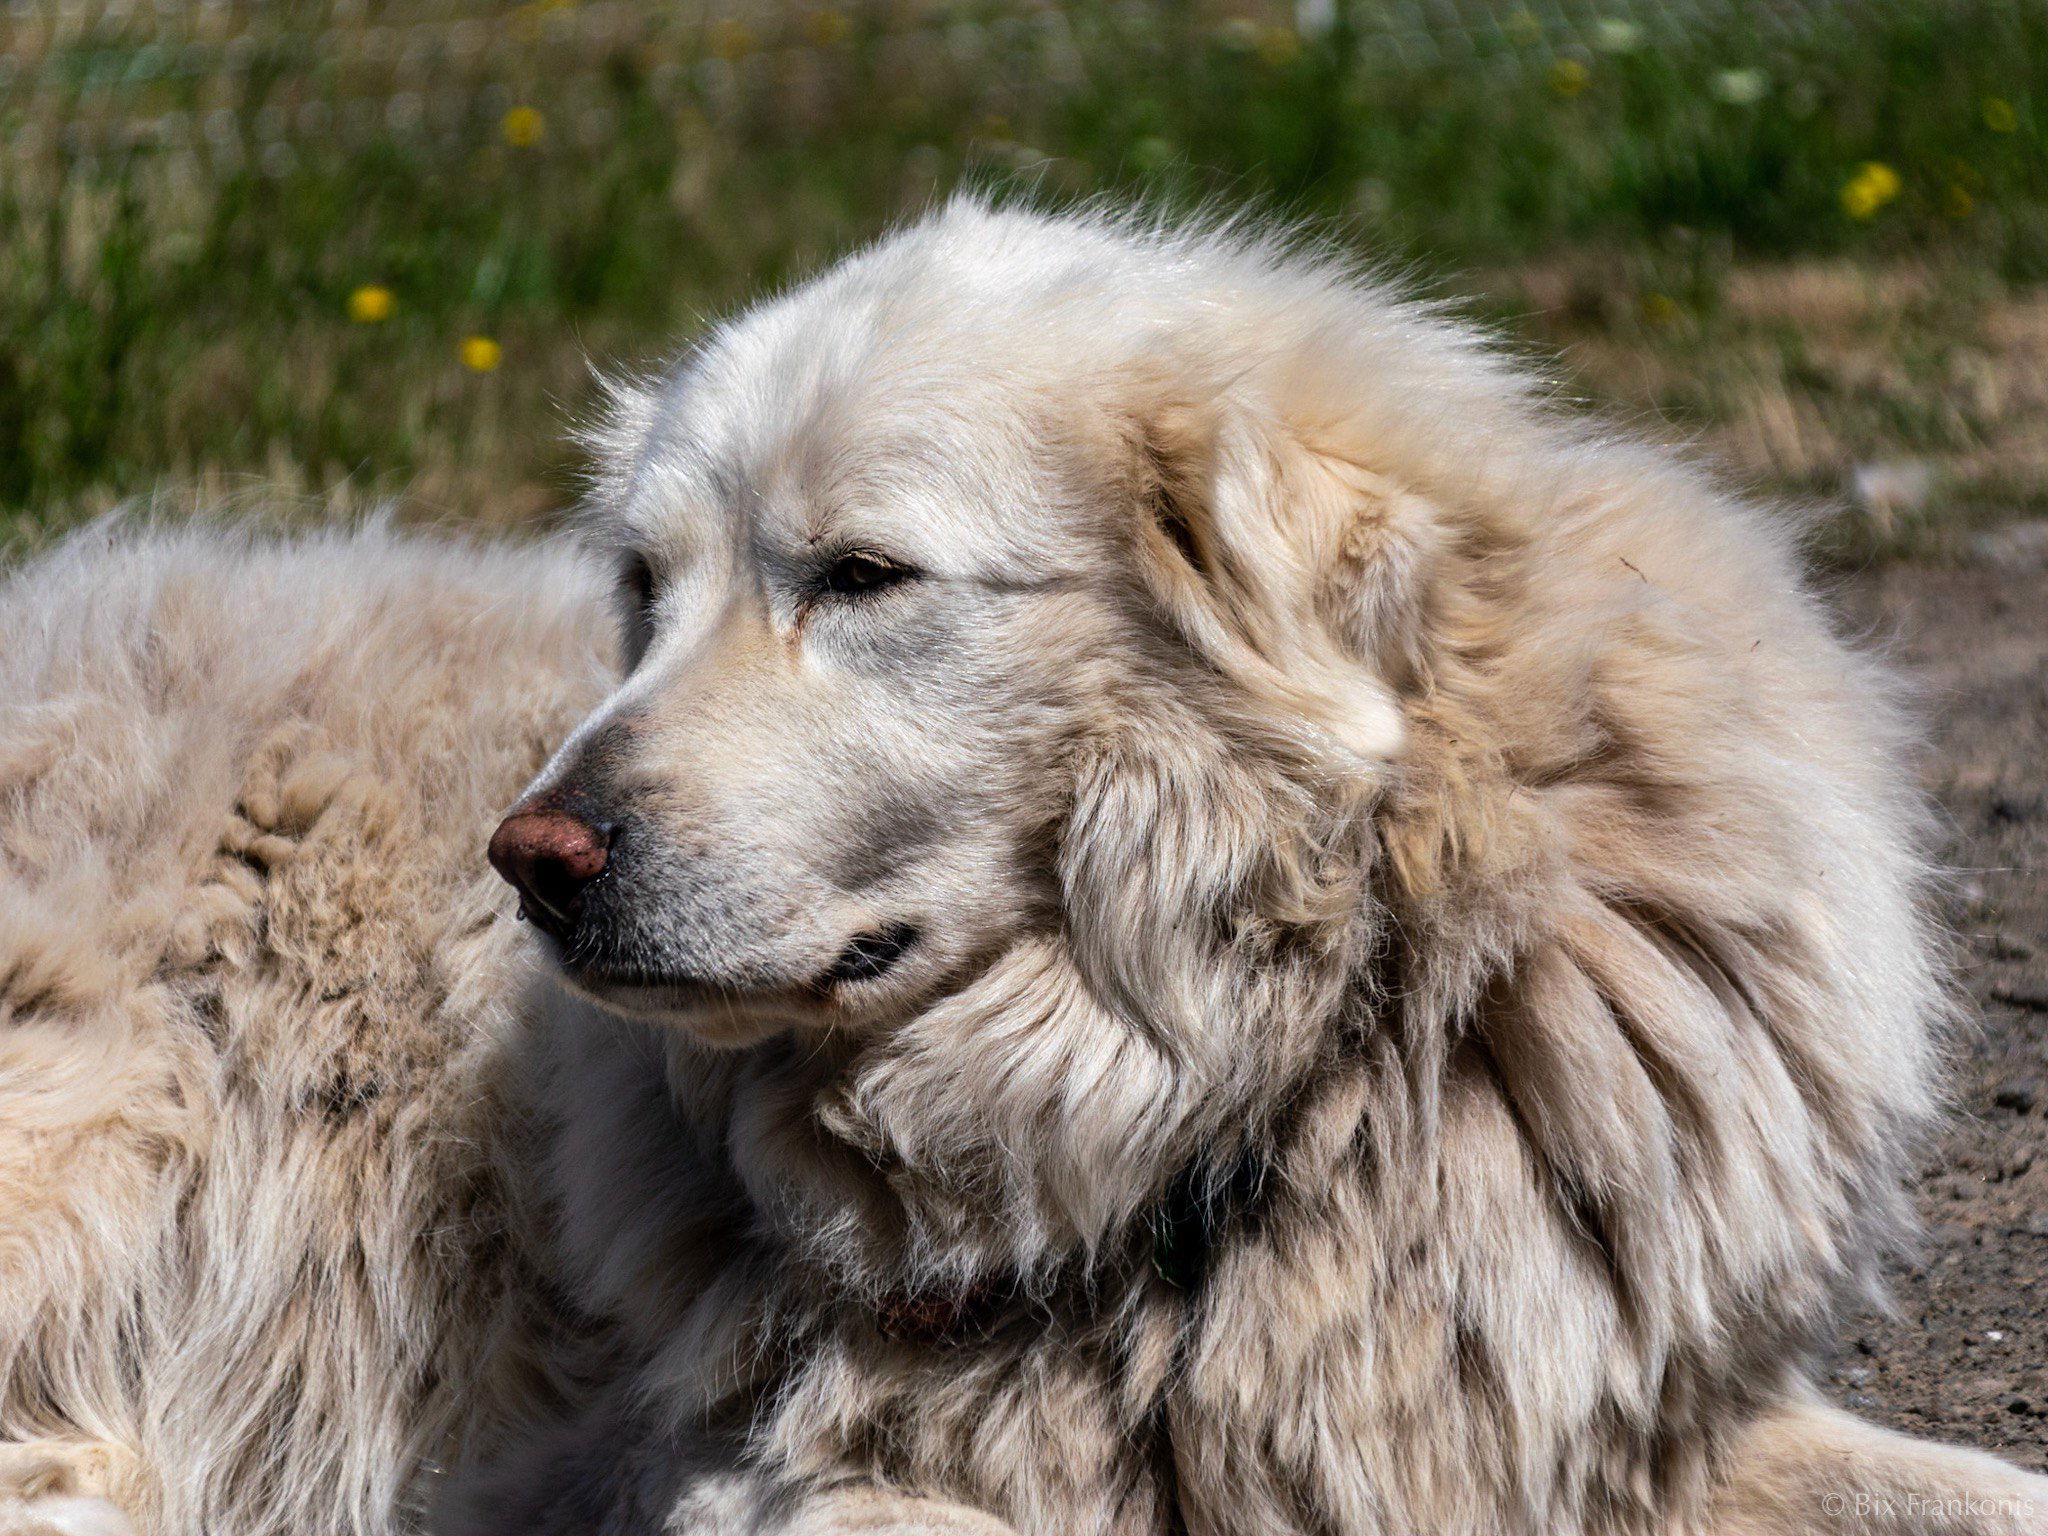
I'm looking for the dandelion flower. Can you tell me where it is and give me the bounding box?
[348,285,394,323]
[1982,97,2018,134]
[1840,161,1901,220]
[461,336,503,372]
[1712,68,1768,106]
[1592,18,1640,53]
[1549,57,1590,97]
[501,106,545,147]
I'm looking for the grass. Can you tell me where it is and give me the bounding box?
[3,0,2046,552]
[1482,252,2048,561]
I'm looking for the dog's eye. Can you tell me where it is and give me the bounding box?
[819,551,914,598]
[618,553,660,669]
[621,552,657,613]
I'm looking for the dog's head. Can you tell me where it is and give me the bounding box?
[490,206,1531,1270]
[496,206,1459,1052]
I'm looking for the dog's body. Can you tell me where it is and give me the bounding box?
[4,204,2045,1535]
[0,524,615,1534]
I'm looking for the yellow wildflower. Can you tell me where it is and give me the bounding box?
[1549,57,1590,97]
[461,336,503,372]
[1982,97,2018,134]
[347,285,394,323]
[1840,161,1901,220]
[708,19,756,59]
[805,8,850,47]
[1942,184,1975,220]
[1257,26,1300,67]
[501,106,545,147]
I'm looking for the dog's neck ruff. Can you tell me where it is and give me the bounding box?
[867,1148,1269,1346]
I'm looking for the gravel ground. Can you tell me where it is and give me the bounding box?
[1822,561,2048,1471]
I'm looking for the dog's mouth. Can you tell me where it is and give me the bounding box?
[545,922,923,1036]
[817,923,919,988]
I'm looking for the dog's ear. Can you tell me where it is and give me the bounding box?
[1054,392,1440,1080]
[1121,394,1444,771]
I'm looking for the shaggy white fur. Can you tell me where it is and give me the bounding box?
[0,520,615,1534]
[3,201,2044,1536]
[465,201,2048,1534]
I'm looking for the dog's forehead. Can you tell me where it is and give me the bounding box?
[614,294,1094,569]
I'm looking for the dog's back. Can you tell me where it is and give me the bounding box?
[0,518,610,1534]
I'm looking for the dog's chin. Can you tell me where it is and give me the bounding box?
[556,969,815,1047]
[541,923,926,1048]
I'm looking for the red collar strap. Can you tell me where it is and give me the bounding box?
[874,1276,1010,1346]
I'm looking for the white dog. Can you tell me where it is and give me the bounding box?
[4,201,2044,1536]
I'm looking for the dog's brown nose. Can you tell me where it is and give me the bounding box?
[489,808,609,940]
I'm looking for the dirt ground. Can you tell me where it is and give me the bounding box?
[1821,560,2048,1471]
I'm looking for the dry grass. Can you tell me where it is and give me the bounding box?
[1484,254,2048,559]
[19,254,2048,564]
[6,0,2048,557]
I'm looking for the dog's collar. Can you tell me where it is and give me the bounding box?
[875,1276,1010,1346]
[871,1149,1269,1346]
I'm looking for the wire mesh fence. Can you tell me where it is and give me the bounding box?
[1,0,2040,529]
[0,0,1862,173]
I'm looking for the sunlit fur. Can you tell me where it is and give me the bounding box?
[0,520,615,1535]
[4,200,2045,1536]
[451,201,2048,1533]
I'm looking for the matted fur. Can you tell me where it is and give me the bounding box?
[0,520,616,1534]
[2,201,2044,1536]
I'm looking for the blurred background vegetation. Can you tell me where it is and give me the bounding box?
[3,0,2045,557]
